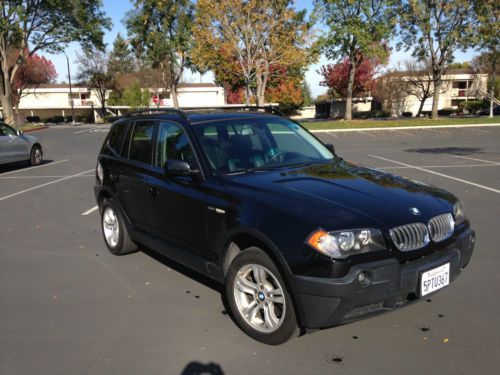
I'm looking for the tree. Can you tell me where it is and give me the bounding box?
[399,0,477,119]
[302,80,313,106]
[12,52,57,113]
[77,48,114,119]
[265,80,304,115]
[0,0,111,125]
[402,59,436,117]
[125,0,194,109]
[315,0,397,120]
[318,57,382,99]
[121,82,151,108]
[472,52,500,99]
[474,0,499,117]
[374,69,410,117]
[193,0,315,106]
[108,33,136,76]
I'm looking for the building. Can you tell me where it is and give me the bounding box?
[1,83,225,123]
[314,69,490,118]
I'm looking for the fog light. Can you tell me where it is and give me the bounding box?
[358,271,371,286]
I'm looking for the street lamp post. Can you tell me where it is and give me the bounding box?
[63,51,76,124]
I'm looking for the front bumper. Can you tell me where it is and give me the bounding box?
[291,228,475,329]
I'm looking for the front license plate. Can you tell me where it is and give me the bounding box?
[421,263,450,297]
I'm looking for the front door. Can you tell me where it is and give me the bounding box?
[0,125,12,163]
[147,121,209,257]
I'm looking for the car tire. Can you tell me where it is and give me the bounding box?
[225,247,299,345]
[101,198,138,255]
[29,144,43,166]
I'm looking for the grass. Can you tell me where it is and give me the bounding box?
[20,123,48,132]
[301,116,500,130]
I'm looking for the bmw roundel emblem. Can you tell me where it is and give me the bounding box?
[409,207,421,215]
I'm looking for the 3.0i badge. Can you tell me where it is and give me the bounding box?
[409,207,421,215]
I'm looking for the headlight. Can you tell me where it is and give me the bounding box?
[453,201,467,225]
[306,228,386,259]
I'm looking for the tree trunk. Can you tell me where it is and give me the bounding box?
[256,73,265,107]
[171,84,179,108]
[0,90,16,125]
[345,60,356,121]
[431,78,441,119]
[490,84,494,118]
[416,97,426,117]
[245,79,251,106]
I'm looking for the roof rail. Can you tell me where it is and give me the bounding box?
[125,108,189,121]
[183,105,287,117]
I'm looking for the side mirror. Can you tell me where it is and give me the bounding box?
[164,159,197,177]
[325,143,336,155]
[16,129,23,136]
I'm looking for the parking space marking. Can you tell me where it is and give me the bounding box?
[0,175,94,179]
[73,128,93,134]
[448,154,499,164]
[81,206,99,216]
[376,163,500,170]
[0,159,70,176]
[0,169,94,202]
[390,129,414,136]
[370,155,500,194]
[357,130,376,138]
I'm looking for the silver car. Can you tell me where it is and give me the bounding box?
[0,122,43,166]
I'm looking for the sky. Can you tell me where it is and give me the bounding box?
[43,0,477,98]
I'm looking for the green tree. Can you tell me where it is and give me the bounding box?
[122,82,150,108]
[125,0,194,109]
[0,0,111,125]
[314,0,397,120]
[193,0,315,106]
[474,0,499,117]
[398,0,477,119]
[108,33,136,76]
[302,80,313,106]
[77,48,114,120]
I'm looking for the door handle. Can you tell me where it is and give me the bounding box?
[147,186,158,197]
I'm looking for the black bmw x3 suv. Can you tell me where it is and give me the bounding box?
[95,107,475,344]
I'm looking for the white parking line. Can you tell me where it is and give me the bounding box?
[357,130,376,138]
[0,175,94,179]
[376,163,500,170]
[81,206,99,216]
[0,169,94,202]
[448,154,499,164]
[370,155,500,195]
[73,128,93,134]
[0,159,70,176]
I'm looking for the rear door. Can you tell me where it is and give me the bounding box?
[115,120,157,232]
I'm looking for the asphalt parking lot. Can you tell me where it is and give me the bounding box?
[1,123,500,375]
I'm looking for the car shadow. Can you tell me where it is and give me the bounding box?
[180,361,225,375]
[404,147,483,155]
[0,159,55,174]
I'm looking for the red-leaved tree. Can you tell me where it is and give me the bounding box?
[318,57,382,99]
[12,53,57,113]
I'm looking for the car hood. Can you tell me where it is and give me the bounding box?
[221,160,456,230]
[21,134,39,143]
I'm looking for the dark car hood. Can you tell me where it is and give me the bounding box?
[221,160,456,230]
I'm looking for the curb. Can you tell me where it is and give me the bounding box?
[22,125,49,133]
[308,123,500,133]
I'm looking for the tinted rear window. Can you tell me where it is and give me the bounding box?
[128,121,156,164]
[107,122,129,155]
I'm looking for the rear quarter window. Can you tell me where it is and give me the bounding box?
[105,122,129,155]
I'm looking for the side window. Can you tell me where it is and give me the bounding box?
[0,123,16,136]
[107,122,128,155]
[155,122,197,168]
[128,121,156,164]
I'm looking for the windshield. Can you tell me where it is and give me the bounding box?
[193,117,334,174]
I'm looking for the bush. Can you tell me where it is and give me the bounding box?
[76,114,94,123]
[64,116,74,123]
[437,108,457,116]
[353,110,389,119]
[458,100,487,114]
[44,115,65,124]
[26,116,40,122]
[402,112,413,118]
